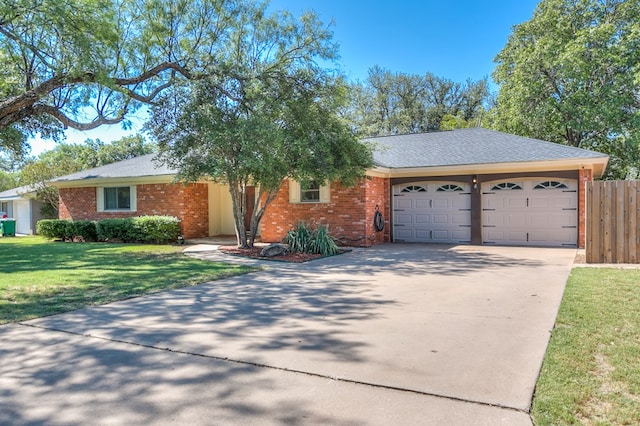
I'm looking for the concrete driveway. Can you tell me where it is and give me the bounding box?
[0,244,576,425]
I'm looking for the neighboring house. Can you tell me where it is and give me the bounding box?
[0,185,46,235]
[49,128,609,248]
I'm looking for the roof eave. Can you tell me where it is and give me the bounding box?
[371,156,610,178]
[49,174,176,188]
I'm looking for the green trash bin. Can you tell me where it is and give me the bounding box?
[1,219,16,236]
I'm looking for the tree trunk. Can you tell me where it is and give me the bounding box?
[247,186,279,247]
[228,181,248,248]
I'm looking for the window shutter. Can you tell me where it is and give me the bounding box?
[129,186,137,211]
[96,188,104,212]
[319,183,330,203]
[289,180,301,203]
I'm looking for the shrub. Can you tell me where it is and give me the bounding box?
[65,220,97,242]
[283,221,314,253]
[39,216,180,244]
[283,222,339,256]
[37,219,71,240]
[97,216,181,243]
[96,218,135,242]
[308,224,339,256]
[131,216,181,244]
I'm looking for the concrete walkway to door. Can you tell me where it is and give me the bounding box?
[0,244,576,425]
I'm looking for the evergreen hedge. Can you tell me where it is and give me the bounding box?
[37,216,181,244]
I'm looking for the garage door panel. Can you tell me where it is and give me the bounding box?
[451,196,470,209]
[414,230,431,241]
[432,198,451,209]
[394,229,413,240]
[395,198,413,209]
[393,182,471,243]
[481,179,577,247]
[415,215,431,224]
[432,214,450,224]
[507,198,527,209]
[415,199,430,209]
[451,213,470,225]
[451,228,471,240]
[395,214,414,225]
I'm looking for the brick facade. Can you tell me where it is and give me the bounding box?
[57,169,594,247]
[260,177,390,247]
[58,183,209,239]
[578,168,593,249]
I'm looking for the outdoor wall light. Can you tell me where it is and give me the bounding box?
[472,175,478,189]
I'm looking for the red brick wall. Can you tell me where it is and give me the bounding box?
[58,183,209,239]
[261,177,390,246]
[578,169,593,249]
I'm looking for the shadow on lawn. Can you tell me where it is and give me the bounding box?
[0,240,251,323]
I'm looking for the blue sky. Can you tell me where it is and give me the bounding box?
[30,0,540,155]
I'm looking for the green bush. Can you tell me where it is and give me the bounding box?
[39,216,180,244]
[97,216,181,243]
[131,216,181,244]
[37,219,97,241]
[37,219,71,240]
[66,220,97,242]
[283,222,339,256]
[96,218,135,242]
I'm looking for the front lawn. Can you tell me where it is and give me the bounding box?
[0,236,255,324]
[532,267,640,425]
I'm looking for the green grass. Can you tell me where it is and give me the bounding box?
[532,267,640,425]
[0,236,255,324]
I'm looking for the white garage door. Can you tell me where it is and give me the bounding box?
[15,199,32,235]
[393,182,471,243]
[482,179,578,247]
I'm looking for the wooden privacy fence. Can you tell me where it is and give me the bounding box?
[586,180,640,263]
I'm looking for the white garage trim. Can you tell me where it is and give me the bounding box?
[393,182,471,243]
[482,178,578,247]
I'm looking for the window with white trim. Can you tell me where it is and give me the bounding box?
[288,180,330,203]
[97,186,137,212]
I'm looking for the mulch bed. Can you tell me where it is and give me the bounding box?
[219,245,323,263]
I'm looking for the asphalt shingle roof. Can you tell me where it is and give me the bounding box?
[0,184,37,200]
[48,129,609,184]
[366,128,608,168]
[49,153,175,183]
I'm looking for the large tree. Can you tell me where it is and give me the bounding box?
[0,0,241,155]
[348,66,490,137]
[150,5,373,248]
[492,0,640,179]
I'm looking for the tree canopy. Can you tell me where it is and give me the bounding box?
[347,66,490,137]
[150,4,372,247]
[0,0,242,156]
[492,0,640,179]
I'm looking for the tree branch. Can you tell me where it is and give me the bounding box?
[34,104,124,131]
[0,61,194,130]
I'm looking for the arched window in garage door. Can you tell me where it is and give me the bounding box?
[401,185,427,193]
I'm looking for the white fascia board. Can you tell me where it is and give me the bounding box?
[369,157,610,179]
[49,174,176,188]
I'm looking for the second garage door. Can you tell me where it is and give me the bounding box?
[393,182,471,243]
[482,179,578,247]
